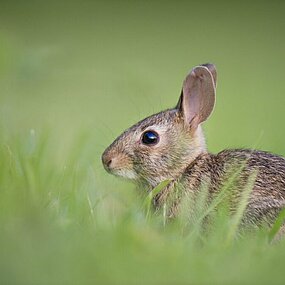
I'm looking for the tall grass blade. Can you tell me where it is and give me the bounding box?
[142,179,171,219]
[268,207,285,243]
[226,170,258,244]
[197,163,247,224]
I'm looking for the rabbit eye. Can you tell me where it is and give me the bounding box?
[141,130,159,145]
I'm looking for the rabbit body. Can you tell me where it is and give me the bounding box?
[154,148,285,225]
[102,64,285,226]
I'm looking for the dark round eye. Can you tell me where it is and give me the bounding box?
[141,130,159,145]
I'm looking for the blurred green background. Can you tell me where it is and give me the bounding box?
[1,1,285,284]
[1,1,285,154]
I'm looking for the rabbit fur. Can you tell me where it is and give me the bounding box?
[102,64,285,227]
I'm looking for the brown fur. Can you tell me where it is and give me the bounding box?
[154,149,285,225]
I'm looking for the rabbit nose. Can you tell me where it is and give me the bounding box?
[102,152,113,171]
[106,159,112,167]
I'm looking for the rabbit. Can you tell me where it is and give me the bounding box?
[102,63,285,227]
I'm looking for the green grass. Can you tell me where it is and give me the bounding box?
[0,129,285,284]
[1,1,285,284]
[1,130,285,285]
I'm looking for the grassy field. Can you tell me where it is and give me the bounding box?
[1,1,285,284]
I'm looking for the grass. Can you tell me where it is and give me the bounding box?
[0,130,285,285]
[1,1,285,284]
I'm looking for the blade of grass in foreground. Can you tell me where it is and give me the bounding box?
[193,163,247,226]
[186,162,248,241]
[226,170,257,244]
[143,180,171,220]
[268,207,285,243]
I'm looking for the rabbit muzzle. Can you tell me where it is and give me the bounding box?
[102,149,137,180]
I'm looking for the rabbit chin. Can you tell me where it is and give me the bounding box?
[112,168,138,180]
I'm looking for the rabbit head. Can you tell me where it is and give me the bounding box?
[102,64,217,188]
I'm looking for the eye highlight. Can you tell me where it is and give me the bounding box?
[141,130,159,145]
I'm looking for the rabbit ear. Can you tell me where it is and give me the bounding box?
[176,64,216,130]
[200,63,217,88]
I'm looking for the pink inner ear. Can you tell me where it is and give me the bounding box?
[181,66,216,130]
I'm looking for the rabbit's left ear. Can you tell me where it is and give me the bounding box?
[176,64,216,130]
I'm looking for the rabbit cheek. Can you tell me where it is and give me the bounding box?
[132,147,165,183]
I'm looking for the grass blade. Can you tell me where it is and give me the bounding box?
[268,207,285,243]
[226,170,257,244]
[142,180,172,219]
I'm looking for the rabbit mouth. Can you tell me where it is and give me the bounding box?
[111,168,138,180]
